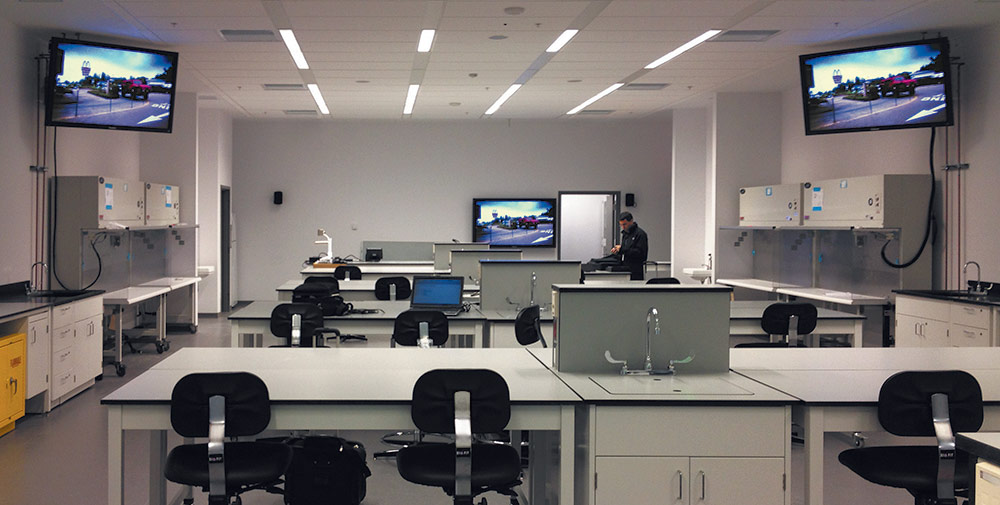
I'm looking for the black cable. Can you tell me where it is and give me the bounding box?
[82,232,107,290]
[50,126,69,289]
[880,127,936,268]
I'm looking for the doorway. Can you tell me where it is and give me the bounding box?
[220,186,233,309]
[557,191,620,262]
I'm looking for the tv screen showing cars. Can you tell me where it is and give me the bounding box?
[800,38,951,135]
[473,199,556,247]
[47,39,178,133]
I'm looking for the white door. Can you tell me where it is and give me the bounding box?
[559,193,618,262]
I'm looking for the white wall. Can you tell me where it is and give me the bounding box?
[671,107,710,282]
[0,21,39,285]
[779,24,1000,289]
[713,92,784,279]
[232,119,672,300]
[196,108,232,313]
[139,92,198,226]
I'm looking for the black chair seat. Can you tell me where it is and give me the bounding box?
[165,442,293,491]
[397,443,520,489]
[838,446,971,494]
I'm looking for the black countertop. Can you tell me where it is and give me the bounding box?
[894,289,1000,308]
[0,281,104,320]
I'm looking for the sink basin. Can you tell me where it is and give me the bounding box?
[682,267,713,283]
[27,289,91,298]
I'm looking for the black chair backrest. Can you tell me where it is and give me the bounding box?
[303,276,339,291]
[334,265,362,280]
[410,369,511,434]
[374,276,412,300]
[646,277,681,284]
[292,282,337,304]
[170,372,271,438]
[393,310,448,347]
[270,303,324,346]
[514,305,546,347]
[878,370,983,436]
[761,302,818,336]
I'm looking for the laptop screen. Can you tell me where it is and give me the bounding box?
[411,276,463,307]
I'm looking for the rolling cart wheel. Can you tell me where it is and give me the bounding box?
[96,373,104,381]
[116,363,126,377]
[156,342,165,354]
[189,324,197,334]
[163,341,171,352]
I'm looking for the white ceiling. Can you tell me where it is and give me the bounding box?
[4,0,1000,119]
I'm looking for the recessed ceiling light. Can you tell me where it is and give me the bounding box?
[403,84,420,115]
[567,83,624,115]
[417,29,435,52]
[485,84,522,115]
[489,35,508,40]
[504,6,525,15]
[279,29,309,70]
[306,84,329,115]
[546,29,579,53]
[645,29,722,69]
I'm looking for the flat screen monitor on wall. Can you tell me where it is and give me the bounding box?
[46,37,179,133]
[473,199,556,248]
[799,37,952,135]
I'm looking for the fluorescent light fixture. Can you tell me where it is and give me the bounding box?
[566,82,624,115]
[546,29,579,52]
[306,84,330,114]
[484,84,522,115]
[644,29,722,69]
[417,29,436,52]
[279,29,309,69]
[403,84,420,114]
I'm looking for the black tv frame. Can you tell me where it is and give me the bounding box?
[472,198,557,248]
[45,37,179,134]
[799,37,953,136]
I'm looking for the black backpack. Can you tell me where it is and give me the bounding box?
[282,436,371,505]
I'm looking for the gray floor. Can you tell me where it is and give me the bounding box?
[0,310,915,505]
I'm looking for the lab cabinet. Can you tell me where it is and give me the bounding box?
[0,333,27,437]
[48,297,103,407]
[144,182,180,226]
[801,174,931,229]
[738,183,802,227]
[586,406,789,505]
[26,311,50,399]
[895,295,993,347]
[52,176,145,229]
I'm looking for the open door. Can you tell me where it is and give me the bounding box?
[220,186,234,309]
[557,191,620,261]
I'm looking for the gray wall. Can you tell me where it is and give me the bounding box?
[232,119,673,300]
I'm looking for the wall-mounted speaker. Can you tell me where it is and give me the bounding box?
[625,193,635,207]
[273,191,283,205]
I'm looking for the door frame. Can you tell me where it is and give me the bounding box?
[557,190,621,260]
[220,185,232,309]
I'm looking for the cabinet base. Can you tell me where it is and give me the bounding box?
[0,420,14,438]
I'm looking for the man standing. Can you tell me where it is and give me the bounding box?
[610,211,648,280]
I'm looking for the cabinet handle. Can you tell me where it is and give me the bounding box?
[31,327,36,344]
[964,307,977,314]
[677,470,683,500]
[698,470,706,500]
[8,377,16,396]
[914,322,920,336]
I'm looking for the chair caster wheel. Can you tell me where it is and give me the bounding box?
[116,364,126,376]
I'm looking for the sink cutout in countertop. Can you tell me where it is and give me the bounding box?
[589,375,755,396]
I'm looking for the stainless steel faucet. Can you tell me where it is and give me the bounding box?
[28,261,48,293]
[964,261,985,295]
[645,307,660,372]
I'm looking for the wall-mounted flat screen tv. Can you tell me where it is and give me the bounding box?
[473,199,556,247]
[799,37,952,135]
[46,37,179,133]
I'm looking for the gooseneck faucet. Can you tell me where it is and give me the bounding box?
[964,261,983,294]
[645,307,659,372]
[28,261,48,294]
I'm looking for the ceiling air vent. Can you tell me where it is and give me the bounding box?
[576,110,614,115]
[262,83,306,91]
[220,29,278,42]
[621,83,669,91]
[283,110,318,116]
[710,30,780,42]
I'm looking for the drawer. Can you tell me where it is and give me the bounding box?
[52,325,75,352]
[27,311,49,326]
[949,324,989,347]
[52,346,75,377]
[72,295,103,319]
[595,406,786,457]
[951,303,990,330]
[51,370,74,398]
[896,296,950,321]
[51,303,75,329]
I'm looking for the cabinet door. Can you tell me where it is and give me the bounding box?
[596,456,688,505]
[76,314,103,381]
[690,457,785,505]
[895,314,948,347]
[1,336,27,423]
[26,313,50,398]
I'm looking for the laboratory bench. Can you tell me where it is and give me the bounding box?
[894,289,1000,347]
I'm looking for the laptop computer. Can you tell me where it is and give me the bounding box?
[410,275,465,316]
